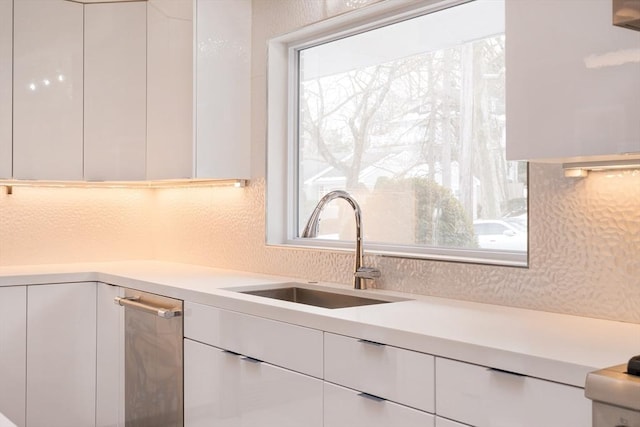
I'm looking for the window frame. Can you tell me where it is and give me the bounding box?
[266,0,528,267]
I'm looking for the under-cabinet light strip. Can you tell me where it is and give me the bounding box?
[562,159,640,178]
[0,179,247,193]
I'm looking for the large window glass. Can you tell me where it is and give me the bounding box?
[270,0,527,266]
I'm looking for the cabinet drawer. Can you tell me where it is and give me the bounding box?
[324,332,435,412]
[185,339,323,427]
[435,358,591,427]
[184,302,323,377]
[324,382,434,427]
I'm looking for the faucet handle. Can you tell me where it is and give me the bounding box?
[355,267,381,280]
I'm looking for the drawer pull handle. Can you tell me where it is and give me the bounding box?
[241,356,262,364]
[222,350,241,356]
[114,296,181,318]
[358,392,386,402]
[358,339,385,347]
[488,367,526,377]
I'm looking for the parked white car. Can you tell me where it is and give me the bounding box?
[473,219,527,251]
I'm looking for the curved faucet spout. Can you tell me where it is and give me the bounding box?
[301,190,380,289]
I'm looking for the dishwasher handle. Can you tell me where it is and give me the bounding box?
[114,296,182,319]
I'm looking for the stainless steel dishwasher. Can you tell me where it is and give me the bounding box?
[115,289,184,427]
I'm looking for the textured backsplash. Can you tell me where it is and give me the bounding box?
[150,164,640,324]
[0,164,638,323]
[0,186,153,265]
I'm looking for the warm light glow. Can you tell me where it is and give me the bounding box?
[564,168,588,178]
[0,179,248,191]
[563,159,640,178]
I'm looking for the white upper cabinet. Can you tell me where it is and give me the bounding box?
[84,2,147,181]
[0,0,11,179]
[506,0,640,162]
[195,0,251,179]
[147,0,194,180]
[7,0,249,182]
[13,0,84,180]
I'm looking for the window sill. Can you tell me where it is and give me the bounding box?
[269,239,529,268]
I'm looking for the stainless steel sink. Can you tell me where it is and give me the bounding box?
[236,283,407,309]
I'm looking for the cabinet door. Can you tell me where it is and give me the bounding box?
[435,357,591,427]
[184,339,323,427]
[239,355,323,427]
[0,0,11,178]
[27,283,97,427]
[84,2,147,181]
[0,286,26,427]
[96,284,124,427]
[184,339,242,427]
[13,0,84,180]
[147,0,193,180]
[324,382,435,427]
[195,0,250,179]
[184,302,323,378]
[506,0,640,161]
[324,332,435,412]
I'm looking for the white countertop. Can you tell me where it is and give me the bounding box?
[1,260,638,388]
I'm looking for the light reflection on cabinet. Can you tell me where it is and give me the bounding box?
[7,0,248,182]
[13,0,84,180]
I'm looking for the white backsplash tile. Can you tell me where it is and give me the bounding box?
[149,165,640,324]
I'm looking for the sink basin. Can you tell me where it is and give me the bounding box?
[236,283,407,309]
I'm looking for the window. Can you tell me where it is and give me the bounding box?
[267,0,528,266]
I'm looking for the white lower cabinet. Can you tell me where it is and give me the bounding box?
[184,338,323,427]
[0,286,26,427]
[184,302,323,378]
[26,282,97,427]
[95,283,125,427]
[324,332,436,427]
[0,284,600,427]
[435,357,591,427]
[324,332,435,413]
[324,382,435,427]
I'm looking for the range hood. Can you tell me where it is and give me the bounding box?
[613,0,640,31]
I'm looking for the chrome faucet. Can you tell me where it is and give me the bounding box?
[301,190,381,290]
